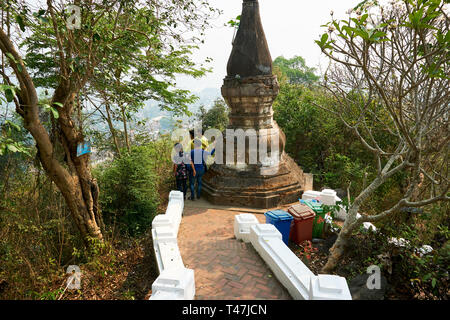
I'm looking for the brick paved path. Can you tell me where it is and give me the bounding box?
[178,206,291,300]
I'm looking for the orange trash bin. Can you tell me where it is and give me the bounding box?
[288,204,316,245]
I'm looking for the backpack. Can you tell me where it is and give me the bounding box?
[175,152,188,180]
[175,162,188,180]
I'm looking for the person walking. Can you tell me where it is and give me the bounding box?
[190,128,209,150]
[189,138,215,200]
[173,143,189,199]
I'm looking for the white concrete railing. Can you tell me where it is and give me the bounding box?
[149,191,195,300]
[234,214,352,300]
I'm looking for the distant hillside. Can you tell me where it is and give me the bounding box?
[139,87,220,117]
[188,87,221,114]
[1,87,221,135]
[136,87,221,133]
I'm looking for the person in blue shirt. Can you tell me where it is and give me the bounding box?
[189,138,215,200]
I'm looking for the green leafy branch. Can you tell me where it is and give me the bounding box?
[39,101,62,119]
[226,15,241,28]
[0,120,30,156]
[0,84,20,103]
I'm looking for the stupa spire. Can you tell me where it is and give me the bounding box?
[226,0,272,78]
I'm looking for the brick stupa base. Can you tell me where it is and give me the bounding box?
[202,153,312,209]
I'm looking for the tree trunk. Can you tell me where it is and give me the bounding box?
[0,27,103,247]
[321,222,354,273]
[120,103,131,153]
[27,120,103,246]
[77,93,83,133]
[321,175,385,273]
[51,88,104,245]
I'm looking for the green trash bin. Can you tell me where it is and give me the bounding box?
[301,200,326,239]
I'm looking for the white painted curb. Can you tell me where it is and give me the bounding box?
[309,274,352,300]
[302,189,375,229]
[150,267,195,300]
[302,189,348,221]
[149,191,195,300]
[234,213,260,243]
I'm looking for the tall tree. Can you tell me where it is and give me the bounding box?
[316,0,449,272]
[273,55,319,85]
[0,0,218,244]
[196,98,229,132]
[84,3,211,156]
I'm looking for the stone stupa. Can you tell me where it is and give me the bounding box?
[202,0,312,208]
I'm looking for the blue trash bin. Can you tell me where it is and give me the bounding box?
[264,210,293,245]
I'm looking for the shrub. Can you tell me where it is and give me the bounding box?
[0,169,82,299]
[344,203,450,299]
[96,145,161,236]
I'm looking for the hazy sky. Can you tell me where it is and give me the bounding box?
[177,0,359,91]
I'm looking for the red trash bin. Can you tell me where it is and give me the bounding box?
[288,204,316,245]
